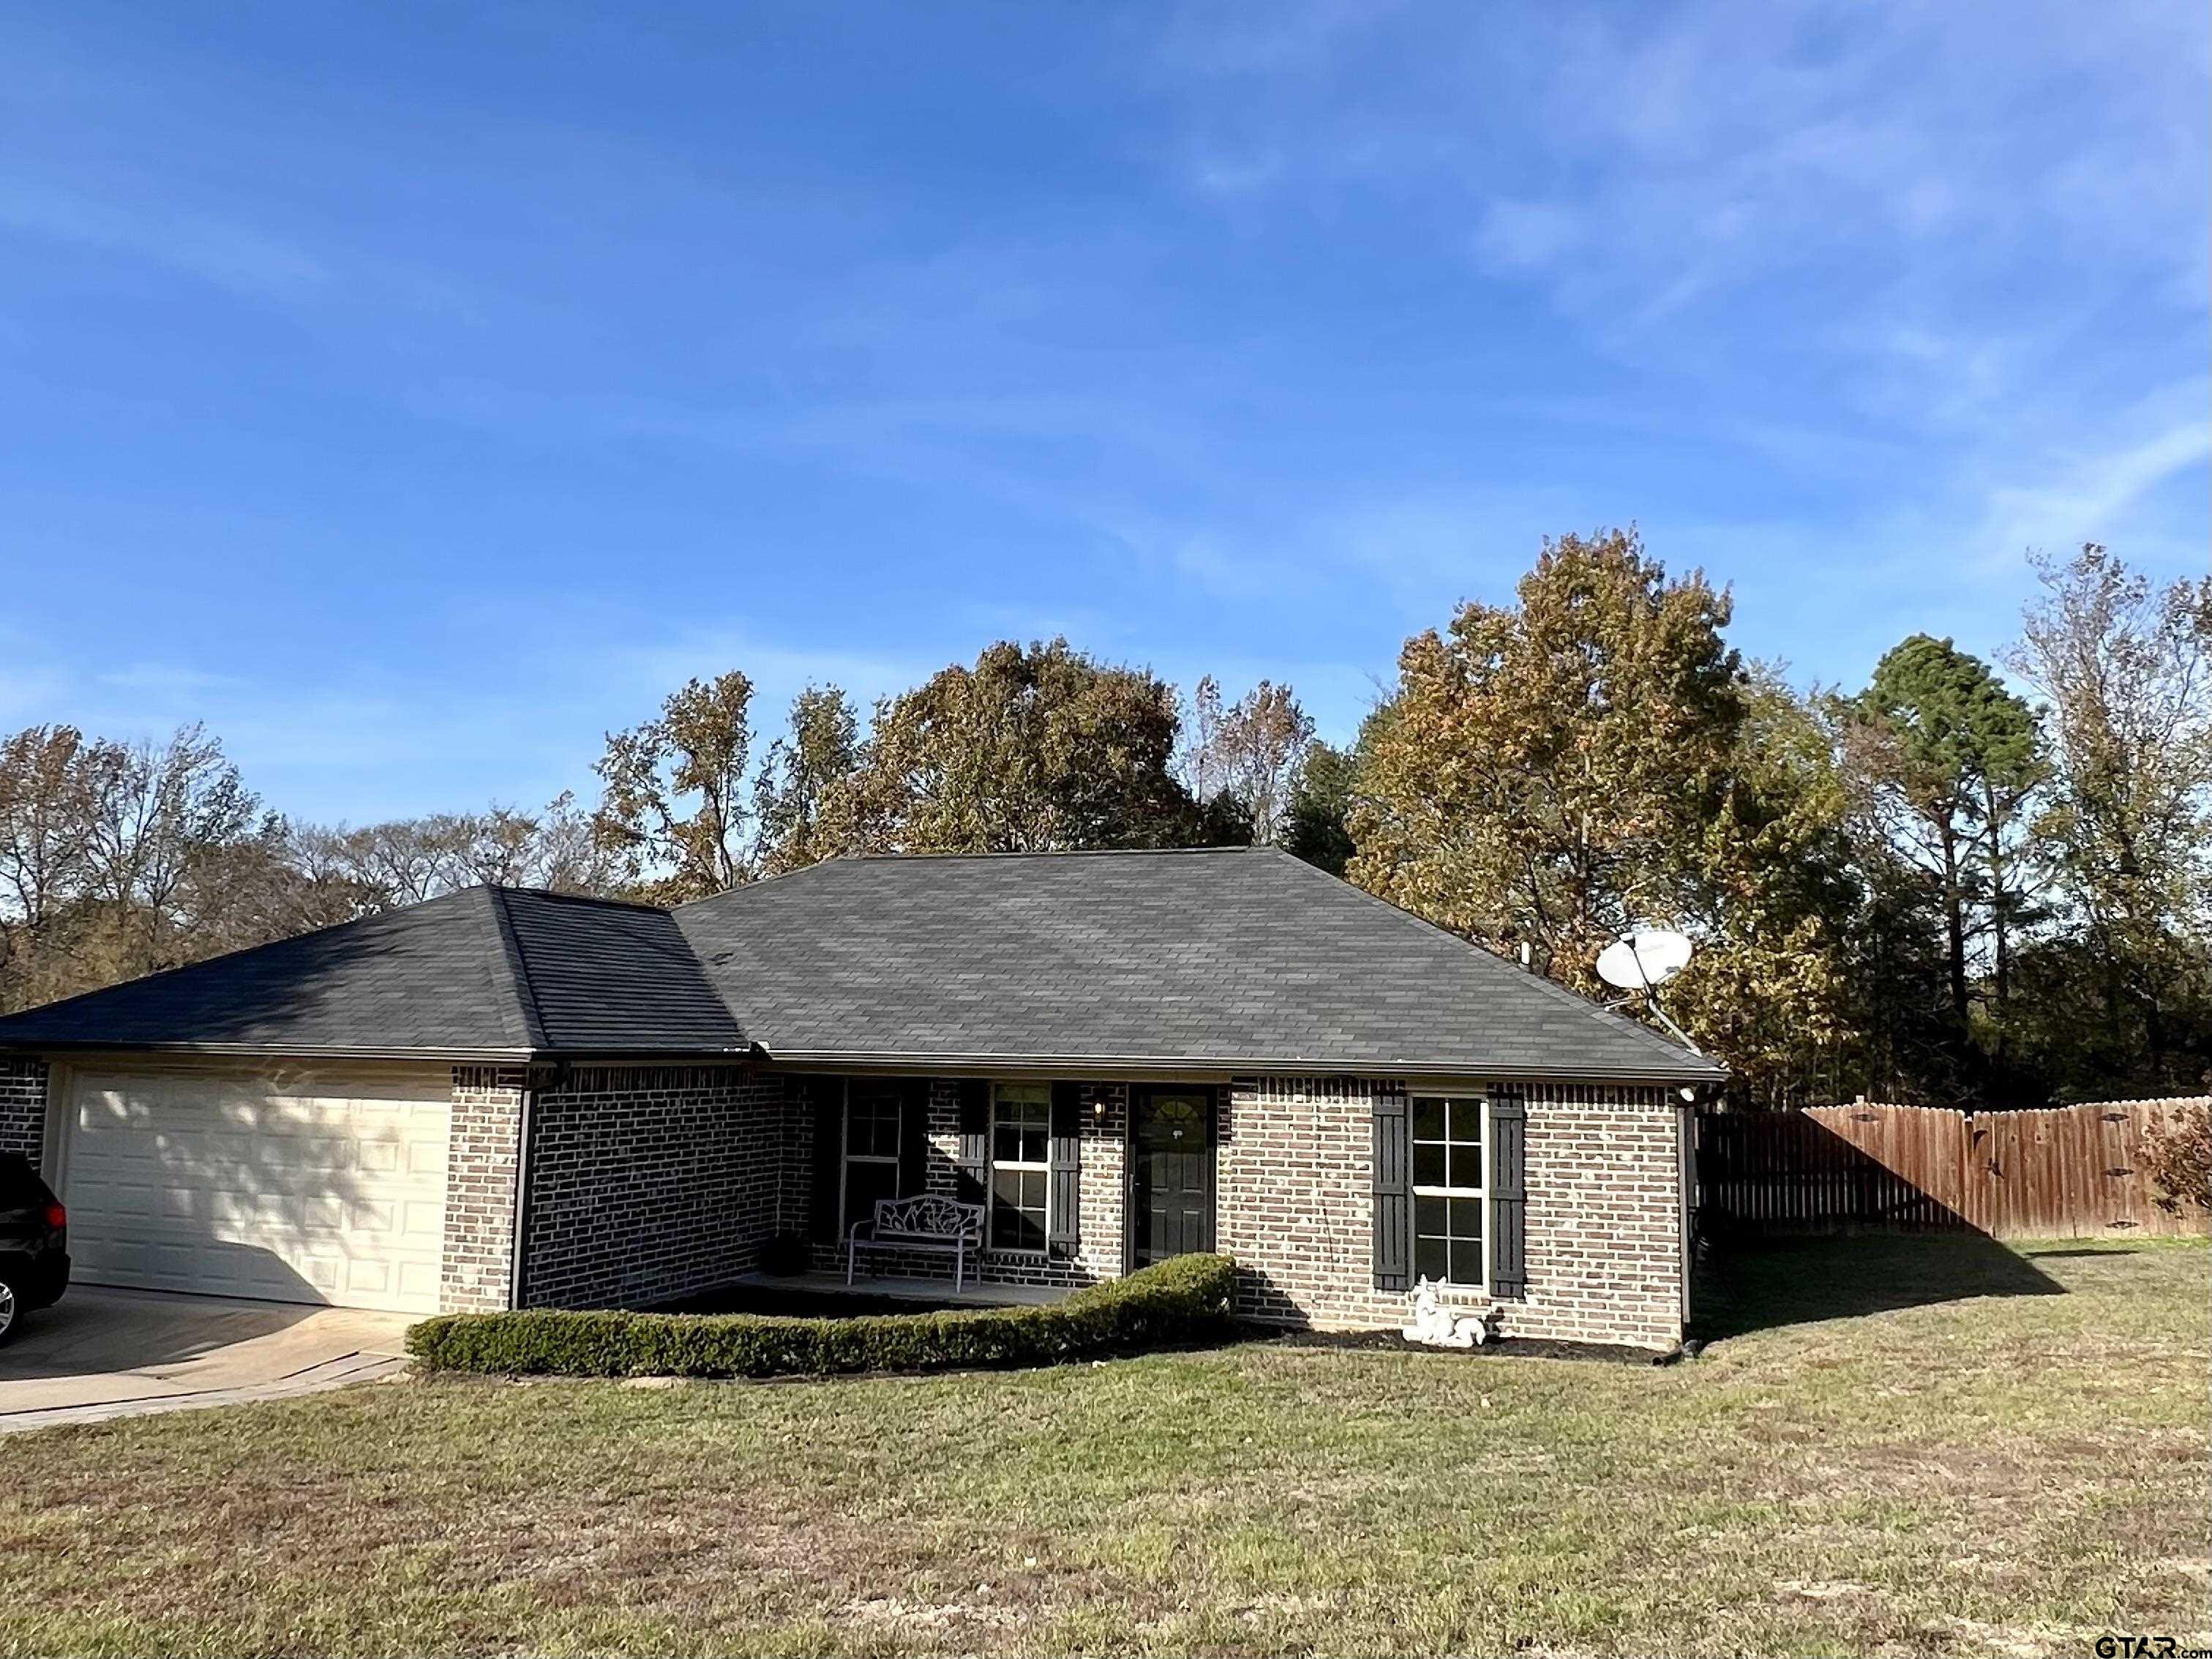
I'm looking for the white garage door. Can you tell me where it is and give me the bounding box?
[64,1069,451,1314]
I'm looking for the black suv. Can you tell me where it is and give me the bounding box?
[0,1153,68,1343]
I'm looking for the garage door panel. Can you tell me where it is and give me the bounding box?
[344,1259,392,1297]
[397,1259,443,1299]
[74,1176,160,1219]
[356,1139,400,1175]
[66,1071,451,1314]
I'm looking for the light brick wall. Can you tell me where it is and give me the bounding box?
[438,1060,1682,1343]
[1521,1082,1687,1349]
[1218,1076,1390,1327]
[522,1064,783,1310]
[0,1057,48,1169]
[1071,1082,1127,1282]
[439,1065,528,1314]
[1219,1074,1686,1349]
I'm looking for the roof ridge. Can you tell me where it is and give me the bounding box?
[841,846,1262,861]
[483,888,551,1050]
[1271,851,1714,1068]
[672,857,848,910]
[672,845,1272,912]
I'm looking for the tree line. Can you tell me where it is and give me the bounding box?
[2,536,2204,1109]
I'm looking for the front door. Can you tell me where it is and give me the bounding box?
[1130,1087,1215,1267]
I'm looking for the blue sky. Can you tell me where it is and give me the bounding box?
[2,1,2205,825]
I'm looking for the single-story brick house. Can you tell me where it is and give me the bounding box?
[0,847,1723,1348]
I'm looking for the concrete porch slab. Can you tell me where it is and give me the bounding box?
[735,1270,1071,1307]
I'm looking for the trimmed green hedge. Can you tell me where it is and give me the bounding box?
[405,1251,1237,1379]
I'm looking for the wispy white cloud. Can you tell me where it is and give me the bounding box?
[1471,200,1583,274]
[1152,1,2205,361]
[1973,389,2212,572]
[1137,0,2209,666]
[0,0,2198,826]
[93,662,247,697]
[606,632,941,727]
[0,667,67,727]
[0,181,329,299]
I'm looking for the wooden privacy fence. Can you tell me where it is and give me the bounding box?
[1695,1097,2211,1240]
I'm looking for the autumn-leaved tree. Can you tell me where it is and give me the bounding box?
[1180,677,1316,845]
[176,813,371,961]
[1668,670,1862,1101]
[0,723,330,1010]
[0,725,102,1010]
[75,726,260,985]
[821,640,1201,853]
[1348,529,1853,1101]
[592,672,757,902]
[2003,544,2212,1093]
[752,685,861,875]
[292,793,616,910]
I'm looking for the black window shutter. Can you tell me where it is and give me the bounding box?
[1490,1090,1529,1300]
[897,1078,929,1197]
[1372,1086,1411,1291]
[809,1079,844,1243]
[1048,1081,1082,1258]
[954,1079,991,1207]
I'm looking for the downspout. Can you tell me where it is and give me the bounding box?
[1676,1092,1698,1336]
[509,1078,540,1311]
[506,1051,590,1308]
[485,888,553,1314]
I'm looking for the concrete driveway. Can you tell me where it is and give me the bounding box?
[0,1287,413,1432]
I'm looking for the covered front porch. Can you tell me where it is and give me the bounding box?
[776,1072,1221,1295]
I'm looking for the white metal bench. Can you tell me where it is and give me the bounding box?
[846,1195,988,1292]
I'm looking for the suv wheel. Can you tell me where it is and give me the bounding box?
[0,1276,16,1344]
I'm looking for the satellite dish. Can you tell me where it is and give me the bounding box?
[1596,927,1694,991]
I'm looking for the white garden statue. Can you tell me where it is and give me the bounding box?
[1401,1278,1491,1349]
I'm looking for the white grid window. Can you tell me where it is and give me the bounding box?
[1411,1095,1486,1289]
[990,1082,1051,1252]
[841,1079,904,1235]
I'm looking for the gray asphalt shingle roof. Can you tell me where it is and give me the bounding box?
[0,886,746,1058]
[674,847,1722,1082]
[0,847,1720,1081]
[497,888,746,1052]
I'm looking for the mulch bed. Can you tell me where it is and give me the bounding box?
[1261,1327,1670,1364]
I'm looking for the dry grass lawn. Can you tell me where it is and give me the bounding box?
[2,1235,2205,1657]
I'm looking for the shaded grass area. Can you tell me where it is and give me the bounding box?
[1690,1228,2069,1340]
[4,1237,2207,1657]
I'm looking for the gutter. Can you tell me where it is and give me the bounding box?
[0,1037,1717,1085]
[762,1048,1728,1085]
[0,1040,763,1066]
